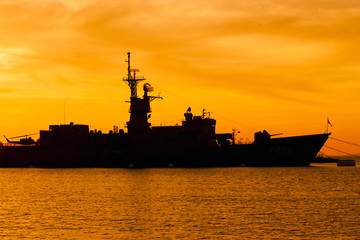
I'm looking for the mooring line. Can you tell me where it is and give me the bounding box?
[329,137,360,148]
[323,145,360,158]
[318,151,331,158]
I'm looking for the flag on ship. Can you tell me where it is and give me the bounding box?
[327,118,332,127]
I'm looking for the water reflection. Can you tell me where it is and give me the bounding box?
[0,166,359,239]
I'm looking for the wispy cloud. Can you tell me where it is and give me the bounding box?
[0,0,359,149]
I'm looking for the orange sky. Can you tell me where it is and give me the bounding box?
[0,0,359,156]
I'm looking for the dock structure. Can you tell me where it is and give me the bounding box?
[337,159,356,167]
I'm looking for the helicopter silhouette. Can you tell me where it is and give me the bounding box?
[3,133,38,145]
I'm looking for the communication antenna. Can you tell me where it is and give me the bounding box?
[123,52,146,98]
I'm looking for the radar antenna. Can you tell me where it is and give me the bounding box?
[123,52,146,98]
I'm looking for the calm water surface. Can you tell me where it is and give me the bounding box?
[0,164,359,239]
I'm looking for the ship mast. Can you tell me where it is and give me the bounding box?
[123,52,156,139]
[123,52,146,98]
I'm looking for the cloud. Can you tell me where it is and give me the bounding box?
[0,88,16,94]
[0,1,70,43]
[1,0,359,107]
[0,0,359,151]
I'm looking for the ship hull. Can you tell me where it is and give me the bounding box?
[232,133,330,167]
[116,133,330,167]
[0,145,108,168]
[0,133,329,168]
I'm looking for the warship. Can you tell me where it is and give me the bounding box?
[0,53,330,167]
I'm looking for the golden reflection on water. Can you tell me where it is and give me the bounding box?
[0,166,359,239]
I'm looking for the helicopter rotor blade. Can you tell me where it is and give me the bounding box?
[9,133,38,139]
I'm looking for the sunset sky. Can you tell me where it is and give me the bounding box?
[0,0,359,156]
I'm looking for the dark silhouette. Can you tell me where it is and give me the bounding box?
[0,52,330,167]
[3,134,36,145]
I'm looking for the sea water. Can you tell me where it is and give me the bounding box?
[0,163,359,239]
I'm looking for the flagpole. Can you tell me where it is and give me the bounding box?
[326,117,332,133]
[326,120,328,133]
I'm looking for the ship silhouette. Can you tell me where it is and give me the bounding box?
[0,52,330,167]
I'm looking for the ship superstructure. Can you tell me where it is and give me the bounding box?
[123,52,158,138]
